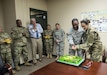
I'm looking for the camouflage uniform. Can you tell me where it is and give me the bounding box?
[11,26,29,66]
[53,29,65,56]
[75,28,102,62]
[43,29,53,57]
[0,32,12,65]
[67,27,84,57]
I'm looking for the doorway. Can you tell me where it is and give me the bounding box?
[30,8,47,55]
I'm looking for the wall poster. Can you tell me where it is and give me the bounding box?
[81,10,107,32]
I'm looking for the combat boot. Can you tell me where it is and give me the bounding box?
[55,55,59,60]
[15,65,21,71]
[47,53,49,58]
[39,59,42,62]
[12,69,16,74]
[24,61,32,66]
[33,59,37,65]
[49,53,52,59]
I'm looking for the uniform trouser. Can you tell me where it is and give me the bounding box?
[86,45,102,62]
[45,42,53,54]
[13,46,28,66]
[56,42,64,56]
[0,48,12,65]
[69,49,84,57]
[86,51,102,62]
[31,38,43,61]
[88,51,102,62]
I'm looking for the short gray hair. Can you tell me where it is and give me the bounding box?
[31,18,36,21]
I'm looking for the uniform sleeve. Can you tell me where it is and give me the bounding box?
[6,33,12,44]
[6,33,11,39]
[60,29,65,42]
[0,35,4,44]
[76,32,94,51]
[24,28,29,38]
[67,29,74,45]
[0,33,12,44]
[0,39,3,44]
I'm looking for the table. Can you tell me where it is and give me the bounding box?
[29,60,107,75]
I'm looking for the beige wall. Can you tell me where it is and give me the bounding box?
[0,0,47,31]
[2,0,16,33]
[0,0,4,29]
[47,0,107,55]
[15,0,47,27]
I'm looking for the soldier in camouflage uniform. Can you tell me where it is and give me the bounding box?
[53,23,65,60]
[71,19,102,62]
[43,24,53,59]
[0,27,16,74]
[11,19,32,71]
[67,18,84,57]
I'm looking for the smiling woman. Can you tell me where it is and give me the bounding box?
[71,19,103,62]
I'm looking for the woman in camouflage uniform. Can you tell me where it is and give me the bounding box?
[72,19,102,62]
[43,24,53,59]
